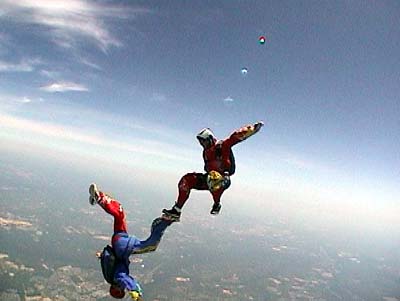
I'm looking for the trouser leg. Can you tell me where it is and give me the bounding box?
[98,192,128,233]
[175,172,208,209]
[132,218,172,254]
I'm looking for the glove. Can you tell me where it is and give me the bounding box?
[254,121,264,132]
[128,290,142,301]
[128,283,143,300]
[221,172,231,190]
[237,121,264,141]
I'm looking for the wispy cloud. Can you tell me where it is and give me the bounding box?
[0,113,104,145]
[0,93,192,145]
[0,93,43,104]
[19,97,32,104]
[0,0,150,51]
[0,112,195,164]
[0,58,41,72]
[40,81,88,93]
[223,96,234,103]
[79,57,102,70]
[40,69,60,79]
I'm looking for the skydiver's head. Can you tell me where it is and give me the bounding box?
[196,128,216,149]
[109,284,125,299]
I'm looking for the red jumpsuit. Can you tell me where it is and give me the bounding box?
[175,123,262,209]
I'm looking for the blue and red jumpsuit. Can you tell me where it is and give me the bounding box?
[175,123,263,209]
[98,192,172,291]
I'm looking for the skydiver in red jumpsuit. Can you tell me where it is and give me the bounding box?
[162,121,264,221]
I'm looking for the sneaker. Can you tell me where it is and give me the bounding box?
[89,183,100,205]
[162,206,181,222]
[160,214,176,225]
[210,202,221,215]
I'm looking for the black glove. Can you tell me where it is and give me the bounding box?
[254,121,264,132]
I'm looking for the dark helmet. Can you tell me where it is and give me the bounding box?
[110,284,125,299]
[196,128,216,148]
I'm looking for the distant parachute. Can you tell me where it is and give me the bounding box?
[258,35,266,45]
[240,67,248,76]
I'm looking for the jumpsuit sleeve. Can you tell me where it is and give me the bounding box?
[224,121,264,147]
[114,271,138,291]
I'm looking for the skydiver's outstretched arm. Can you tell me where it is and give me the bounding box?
[224,121,264,147]
[131,217,173,254]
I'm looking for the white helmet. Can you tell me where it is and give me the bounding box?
[196,128,216,146]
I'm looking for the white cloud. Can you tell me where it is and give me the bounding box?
[40,81,88,93]
[0,58,41,72]
[0,0,150,51]
[223,96,234,102]
[20,97,32,103]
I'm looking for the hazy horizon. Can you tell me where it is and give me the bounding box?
[0,1,399,300]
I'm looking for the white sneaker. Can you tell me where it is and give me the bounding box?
[89,183,100,205]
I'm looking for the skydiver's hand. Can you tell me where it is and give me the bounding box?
[254,121,264,132]
[129,283,143,300]
[128,290,143,301]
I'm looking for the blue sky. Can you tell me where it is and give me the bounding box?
[0,1,399,224]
